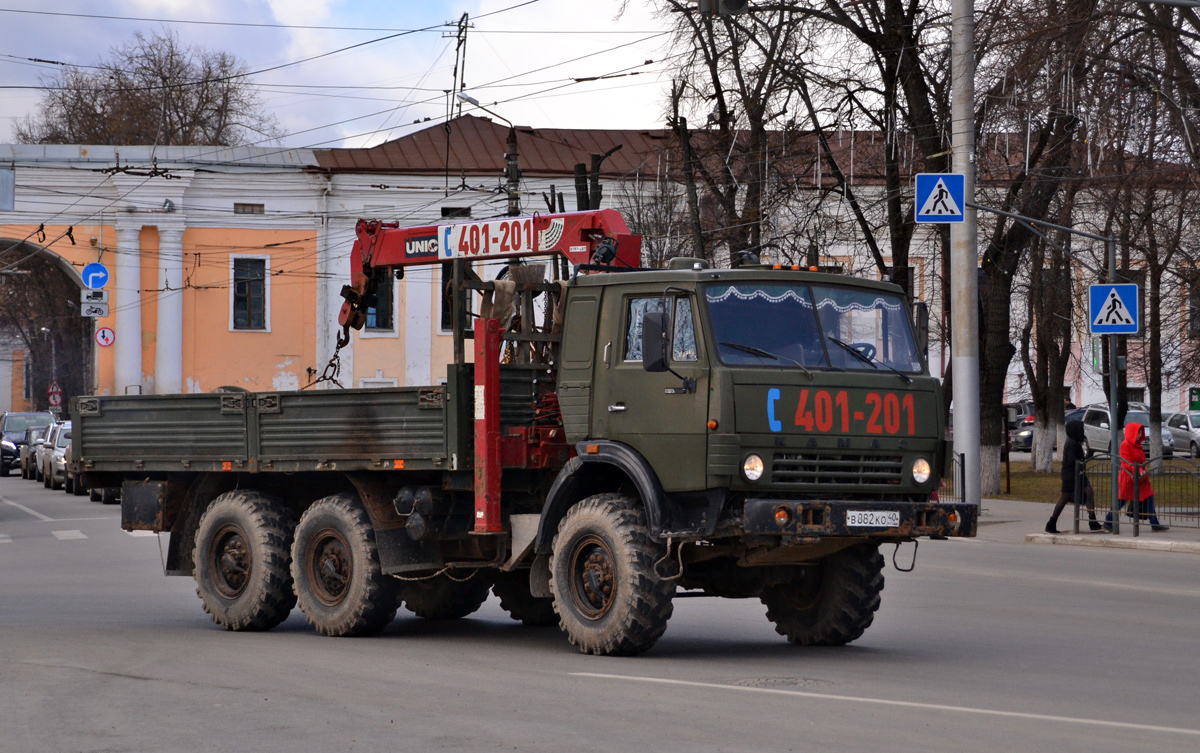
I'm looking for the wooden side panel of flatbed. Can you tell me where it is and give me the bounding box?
[73,387,450,474]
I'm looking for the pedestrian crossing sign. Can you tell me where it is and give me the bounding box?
[915,173,965,223]
[1089,284,1139,335]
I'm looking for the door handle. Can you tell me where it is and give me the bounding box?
[608,403,627,413]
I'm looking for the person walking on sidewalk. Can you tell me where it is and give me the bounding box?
[1107,422,1170,532]
[1047,420,1102,533]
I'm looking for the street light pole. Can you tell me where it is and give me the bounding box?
[950,0,981,507]
[457,93,521,216]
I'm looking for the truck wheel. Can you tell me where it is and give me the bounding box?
[102,488,120,505]
[291,493,397,637]
[63,474,73,494]
[193,490,297,632]
[549,493,675,656]
[89,488,102,502]
[402,572,491,620]
[760,543,885,646]
[492,570,557,626]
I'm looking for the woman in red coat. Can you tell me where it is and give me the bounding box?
[1107,422,1169,531]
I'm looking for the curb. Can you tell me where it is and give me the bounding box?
[1025,532,1200,554]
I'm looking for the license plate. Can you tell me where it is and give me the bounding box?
[846,510,900,528]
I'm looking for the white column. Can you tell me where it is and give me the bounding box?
[114,224,143,394]
[155,224,185,394]
[404,266,433,386]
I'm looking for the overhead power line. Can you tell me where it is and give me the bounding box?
[0,6,659,34]
[0,0,543,93]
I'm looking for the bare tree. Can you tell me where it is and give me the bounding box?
[15,29,281,146]
[0,251,91,408]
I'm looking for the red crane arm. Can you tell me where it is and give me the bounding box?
[339,208,641,330]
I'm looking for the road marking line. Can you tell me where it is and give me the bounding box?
[1,497,54,522]
[0,534,11,544]
[51,530,87,540]
[922,564,1200,599]
[126,530,157,537]
[572,673,1200,738]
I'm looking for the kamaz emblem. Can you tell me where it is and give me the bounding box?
[405,235,439,258]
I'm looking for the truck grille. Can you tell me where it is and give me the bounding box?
[772,453,904,486]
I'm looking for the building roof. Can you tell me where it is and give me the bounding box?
[313,115,674,178]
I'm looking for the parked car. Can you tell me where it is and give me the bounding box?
[46,422,71,490]
[1080,404,1174,458]
[1009,408,1085,452]
[1004,401,1035,432]
[20,425,50,479]
[0,411,55,476]
[63,441,86,495]
[35,421,63,483]
[1166,411,1200,459]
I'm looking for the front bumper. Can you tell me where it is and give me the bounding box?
[744,498,977,538]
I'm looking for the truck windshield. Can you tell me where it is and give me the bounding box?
[705,283,920,373]
[812,285,922,373]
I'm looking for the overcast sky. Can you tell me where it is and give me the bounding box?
[0,0,677,148]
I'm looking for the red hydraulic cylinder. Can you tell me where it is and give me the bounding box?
[473,318,503,533]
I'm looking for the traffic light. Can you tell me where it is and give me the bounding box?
[699,0,750,14]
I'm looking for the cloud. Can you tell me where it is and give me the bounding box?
[0,0,675,146]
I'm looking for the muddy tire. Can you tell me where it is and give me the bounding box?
[291,493,398,637]
[402,572,491,620]
[89,488,102,502]
[102,488,119,505]
[193,490,297,632]
[760,543,885,646]
[492,569,557,626]
[72,476,87,496]
[63,473,73,494]
[549,493,674,656]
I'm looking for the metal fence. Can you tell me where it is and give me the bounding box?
[938,452,965,505]
[1076,456,1200,534]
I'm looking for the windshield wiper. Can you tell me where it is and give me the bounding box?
[827,337,912,384]
[720,341,813,380]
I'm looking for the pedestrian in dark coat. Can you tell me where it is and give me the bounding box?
[1046,420,1101,533]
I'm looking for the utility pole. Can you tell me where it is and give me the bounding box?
[506,127,521,216]
[950,0,981,507]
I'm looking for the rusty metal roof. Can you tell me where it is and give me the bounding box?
[313,115,672,178]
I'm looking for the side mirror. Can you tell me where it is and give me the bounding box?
[913,301,929,358]
[641,311,669,373]
[1099,422,1109,430]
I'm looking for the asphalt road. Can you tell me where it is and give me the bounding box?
[2,478,1198,753]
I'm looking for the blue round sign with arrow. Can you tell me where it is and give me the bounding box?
[82,262,109,290]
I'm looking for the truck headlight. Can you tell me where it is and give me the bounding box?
[912,458,931,484]
[743,454,764,482]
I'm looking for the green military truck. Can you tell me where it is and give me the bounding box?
[72,208,974,656]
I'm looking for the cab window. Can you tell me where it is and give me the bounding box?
[625,296,697,363]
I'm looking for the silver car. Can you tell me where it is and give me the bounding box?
[1080,405,1174,458]
[47,423,71,490]
[34,422,63,482]
[1166,412,1200,459]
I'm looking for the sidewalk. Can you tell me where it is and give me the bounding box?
[974,497,1200,555]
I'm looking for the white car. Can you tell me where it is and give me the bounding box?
[1080,405,1174,458]
[1166,412,1200,459]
